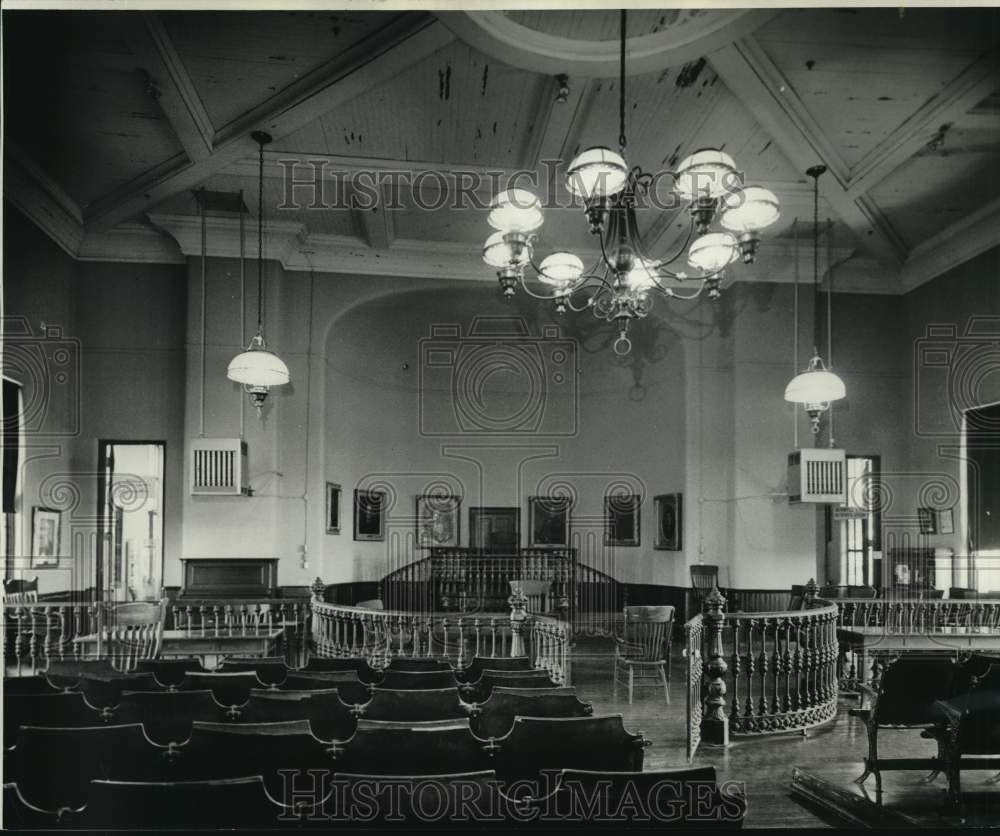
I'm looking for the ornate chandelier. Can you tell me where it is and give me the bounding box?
[227,130,290,414]
[482,10,781,355]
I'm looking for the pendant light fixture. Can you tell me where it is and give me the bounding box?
[227,131,290,415]
[784,165,846,434]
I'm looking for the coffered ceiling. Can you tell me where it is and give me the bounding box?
[4,7,998,294]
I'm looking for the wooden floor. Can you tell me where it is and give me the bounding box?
[569,637,1000,829]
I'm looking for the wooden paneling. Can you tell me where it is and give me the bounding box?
[180,558,277,597]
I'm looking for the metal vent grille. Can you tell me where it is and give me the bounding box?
[190,439,248,495]
[788,449,847,504]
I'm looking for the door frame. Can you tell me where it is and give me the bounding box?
[468,506,520,554]
[96,439,166,602]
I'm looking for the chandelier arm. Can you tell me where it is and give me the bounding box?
[648,215,697,270]
[516,272,568,302]
[664,282,707,301]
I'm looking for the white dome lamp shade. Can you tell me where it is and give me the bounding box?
[687,232,739,275]
[227,130,290,416]
[719,186,780,263]
[566,147,629,200]
[538,252,585,287]
[785,353,846,434]
[488,189,544,233]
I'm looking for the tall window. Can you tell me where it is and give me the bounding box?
[841,455,882,588]
[2,378,24,573]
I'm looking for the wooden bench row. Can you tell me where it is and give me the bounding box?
[4,766,746,829]
[5,716,649,811]
[4,685,592,747]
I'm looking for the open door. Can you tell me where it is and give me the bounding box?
[97,442,165,602]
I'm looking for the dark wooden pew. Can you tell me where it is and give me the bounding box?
[169,721,335,798]
[461,670,557,703]
[330,725,492,776]
[359,687,469,723]
[110,690,227,744]
[491,715,648,788]
[282,671,369,705]
[76,672,165,708]
[471,687,593,739]
[79,776,299,829]
[2,676,64,696]
[457,655,534,683]
[545,766,746,829]
[44,659,117,690]
[3,693,103,747]
[240,689,357,741]
[136,657,208,687]
[301,656,379,683]
[3,782,69,829]
[375,669,459,691]
[385,657,453,672]
[181,671,271,707]
[218,656,289,686]
[4,724,165,810]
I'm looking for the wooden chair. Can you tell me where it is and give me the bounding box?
[491,715,648,788]
[359,687,468,723]
[2,577,38,604]
[456,655,533,683]
[80,776,298,829]
[240,690,357,742]
[470,686,593,739]
[110,690,226,745]
[855,657,958,799]
[613,605,674,705]
[330,724,491,776]
[690,565,719,611]
[102,598,168,672]
[376,668,458,691]
[549,766,746,829]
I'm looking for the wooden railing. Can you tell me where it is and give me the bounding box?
[835,597,1000,631]
[3,602,101,675]
[310,599,572,684]
[683,581,839,744]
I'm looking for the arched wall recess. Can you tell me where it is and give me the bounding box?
[435,9,780,78]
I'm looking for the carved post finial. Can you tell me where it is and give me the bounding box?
[702,585,730,746]
[310,577,326,603]
[508,580,529,658]
[804,578,818,606]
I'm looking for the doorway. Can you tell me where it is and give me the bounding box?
[97,441,165,602]
[469,507,520,554]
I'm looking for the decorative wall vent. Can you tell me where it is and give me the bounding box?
[788,448,847,505]
[190,438,249,496]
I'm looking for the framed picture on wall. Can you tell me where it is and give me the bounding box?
[416,494,461,548]
[938,507,955,535]
[326,483,341,534]
[31,507,60,567]
[605,493,640,547]
[654,493,683,551]
[354,489,387,541]
[528,496,572,547]
[917,506,937,535]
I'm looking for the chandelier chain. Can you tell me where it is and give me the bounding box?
[618,9,627,151]
[257,137,265,334]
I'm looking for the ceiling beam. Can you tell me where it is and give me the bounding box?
[845,48,1000,200]
[4,146,84,257]
[355,182,396,250]
[709,37,907,267]
[121,12,215,164]
[85,14,454,232]
[900,195,1000,292]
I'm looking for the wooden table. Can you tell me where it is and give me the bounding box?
[74,628,283,668]
[837,626,1000,695]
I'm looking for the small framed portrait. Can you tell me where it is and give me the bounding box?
[326,483,341,534]
[654,493,683,551]
[605,493,640,547]
[31,507,61,567]
[917,507,937,535]
[416,494,461,548]
[938,507,955,535]
[528,496,572,547]
[354,489,387,541]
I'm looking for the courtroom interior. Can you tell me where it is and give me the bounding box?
[2,4,1000,831]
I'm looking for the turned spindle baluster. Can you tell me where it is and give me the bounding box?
[701,587,730,746]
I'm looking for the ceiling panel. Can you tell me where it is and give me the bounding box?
[869,128,999,249]
[160,10,391,130]
[3,11,185,209]
[755,7,999,168]
[278,40,551,167]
